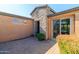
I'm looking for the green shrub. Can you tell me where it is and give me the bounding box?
[57,35,79,54]
[36,33,45,41]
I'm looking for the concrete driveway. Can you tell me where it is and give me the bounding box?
[0,36,56,54]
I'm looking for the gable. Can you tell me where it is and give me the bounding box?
[30,5,56,16]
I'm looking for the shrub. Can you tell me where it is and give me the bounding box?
[36,33,45,41]
[57,35,79,54]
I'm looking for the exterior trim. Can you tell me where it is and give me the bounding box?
[70,17,72,34]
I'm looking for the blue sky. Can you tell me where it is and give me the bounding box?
[0,4,79,17]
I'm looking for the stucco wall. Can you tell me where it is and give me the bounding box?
[0,15,33,42]
[75,13,79,38]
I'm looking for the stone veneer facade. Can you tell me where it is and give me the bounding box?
[31,5,55,39]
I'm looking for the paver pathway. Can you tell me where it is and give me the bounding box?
[0,36,56,54]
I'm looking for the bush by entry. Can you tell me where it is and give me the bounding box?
[57,35,79,54]
[36,33,45,41]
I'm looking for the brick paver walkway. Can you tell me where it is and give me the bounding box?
[0,36,55,54]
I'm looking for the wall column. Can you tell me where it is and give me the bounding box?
[47,17,51,40]
[75,13,79,38]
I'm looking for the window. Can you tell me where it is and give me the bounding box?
[61,19,70,34]
[53,18,70,38]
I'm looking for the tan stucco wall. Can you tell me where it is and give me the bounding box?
[0,15,33,42]
[47,17,51,40]
[75,13,79,38]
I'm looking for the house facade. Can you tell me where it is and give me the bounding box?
[47,7,79,40]
[31,5,55,39]
[31,5,79,40]
[0,5,79,42]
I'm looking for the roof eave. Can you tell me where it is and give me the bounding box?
[47,6,79,17]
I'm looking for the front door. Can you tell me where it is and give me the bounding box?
[34,21,40,35]
[36,21,40,33]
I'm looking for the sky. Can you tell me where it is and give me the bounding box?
[0,4,79,17]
